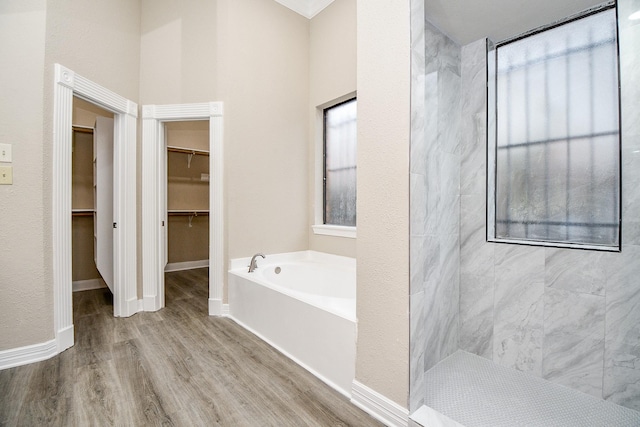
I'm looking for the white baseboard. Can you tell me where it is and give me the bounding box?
[143,294,161,312]
[209,298,223,316]
[123,298,143,317]
[57,325,74,353]
[221,303,230,316]
[165,259,209,272]
[0,339,58,370]
[72,278,106,292]
[351,380,409,427]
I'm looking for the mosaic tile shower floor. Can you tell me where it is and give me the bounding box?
[412,351,640,427]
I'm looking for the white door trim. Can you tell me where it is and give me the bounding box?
[53,64,138,353]
[141,103,224,315]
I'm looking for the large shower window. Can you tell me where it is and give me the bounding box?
[488,5,620,249]
[324,98,357,227]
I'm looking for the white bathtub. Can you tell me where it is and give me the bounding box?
[228,251,356,397]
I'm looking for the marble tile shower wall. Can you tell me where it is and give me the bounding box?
[409,9,461,412]
[409,0,426,412]
[458,3,640,411]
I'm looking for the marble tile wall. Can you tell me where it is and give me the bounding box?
[409,0,426,412]
[457,3,640,409]
[409,10,461,412]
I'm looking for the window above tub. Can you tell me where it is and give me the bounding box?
[313,94,357,239]
[487,3,621,251]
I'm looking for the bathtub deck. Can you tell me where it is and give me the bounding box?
[412,351,640,427]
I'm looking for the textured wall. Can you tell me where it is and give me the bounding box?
[0,0,50,351]
[308,0,357,258]
[458,3,640,410]
[217,0,310,266]
[139,0,217,104]
[356,0,411,408]
[140,0,311,297]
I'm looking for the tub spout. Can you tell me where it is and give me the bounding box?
[248,253,266,273]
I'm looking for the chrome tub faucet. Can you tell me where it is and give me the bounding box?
[248,253,265,273]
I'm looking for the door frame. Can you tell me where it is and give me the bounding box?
[141,103,224,315]
[53,64,138,353]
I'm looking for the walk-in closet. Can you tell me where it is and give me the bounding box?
[164,121,210,307]
[71,98,114,300]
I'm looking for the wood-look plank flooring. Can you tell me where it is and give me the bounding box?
[0,268,382,426]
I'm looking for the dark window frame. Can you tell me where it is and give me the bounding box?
[323,97,357,227]
[486,2,622,251]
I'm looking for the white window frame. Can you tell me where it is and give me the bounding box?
[313,92,357,239]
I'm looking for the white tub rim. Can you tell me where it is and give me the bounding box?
[228,250,356,322]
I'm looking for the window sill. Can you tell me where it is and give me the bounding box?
[487,237,620,252]
[312,224,356,239]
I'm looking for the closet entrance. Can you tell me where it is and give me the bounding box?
[164,121,210,308]
[71,98,114,298]
[53,64,138,353]
[141,102,224,316]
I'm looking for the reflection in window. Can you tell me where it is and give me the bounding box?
[490,7,620,248]
[324,98,357,227]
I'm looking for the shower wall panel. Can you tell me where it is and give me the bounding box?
[409,0,427,411]
[458,3,640,408]
[409,15,461,412]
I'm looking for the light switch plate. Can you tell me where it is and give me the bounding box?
[0,143,11,162]
[0,166,13,185]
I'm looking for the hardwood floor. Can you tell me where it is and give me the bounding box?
[0,269,382,426]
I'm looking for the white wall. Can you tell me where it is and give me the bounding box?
[43,0,142,308]
[217,0,310,268]
[139,0,310,298]
[0,0,49,351]
[2,2,413,414]
[308,0,357,257]
[139,0,217,104]
[44,0,141,102]
[356,0,411,408]
[0,0,141,351]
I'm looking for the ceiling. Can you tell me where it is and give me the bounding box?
[276,0,633,44]
[273,0,335,19]
[423,0,605,45]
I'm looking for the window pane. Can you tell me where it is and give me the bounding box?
[493,8,620,247]
[324,99,357,226]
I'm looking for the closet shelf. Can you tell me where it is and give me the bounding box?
[167,145,209,156]
[72,208,95,217]
[168,145,209,168]
[72,125,94,134]
[168,210,209,228]
[168,210,209,215]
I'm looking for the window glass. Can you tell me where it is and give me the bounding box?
[324,99,357,227]
[490,8,620,248]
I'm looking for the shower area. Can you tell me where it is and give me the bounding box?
[408,0,640,425]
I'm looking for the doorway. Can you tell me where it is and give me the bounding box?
[141,102,224,316]
[53,64,138,353]
[71,98,114,296]
[164,121,210,310]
